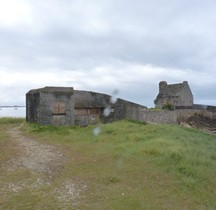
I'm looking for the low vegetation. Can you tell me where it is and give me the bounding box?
[0,117,24,125]
[1,118,216,209]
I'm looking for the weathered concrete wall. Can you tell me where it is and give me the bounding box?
[124,100,147,121]
[26,87,74,126]
[74,90,109,108]
[75,108,102,126]
[26,91,40,123]
[74,90,147,126]
[27,88,147,126]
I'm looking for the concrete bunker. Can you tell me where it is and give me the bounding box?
[26,87,147,126]
[26,87,74,126]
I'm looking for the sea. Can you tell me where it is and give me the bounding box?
[0,107,26,118]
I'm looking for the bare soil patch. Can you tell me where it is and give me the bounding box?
[186,114,216,134]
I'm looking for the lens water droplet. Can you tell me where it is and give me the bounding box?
[103,106,111,117]
[93,127,101,136]
[110,89,119,104]
[110,96,117,104]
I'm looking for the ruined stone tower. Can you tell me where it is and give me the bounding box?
[154,81,193,108]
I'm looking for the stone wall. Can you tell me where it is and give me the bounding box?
[142,108,216,125]
[142,110,177,124]
[192,104,216,112]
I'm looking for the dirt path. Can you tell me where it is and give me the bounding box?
[6,127,65,175]
[1,126,87,209]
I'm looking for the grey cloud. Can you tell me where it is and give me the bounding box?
[1,0,216,106]
[2,0,216,72]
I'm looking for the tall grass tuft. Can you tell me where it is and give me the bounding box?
[0,117,25,124]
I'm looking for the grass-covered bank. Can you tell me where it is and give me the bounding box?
[1,118,216,209]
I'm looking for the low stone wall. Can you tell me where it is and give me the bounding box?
[142,108,216,124]
[142,110,177,124]
[193,104,216,112]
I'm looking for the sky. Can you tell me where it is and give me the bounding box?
[0,0,216,107]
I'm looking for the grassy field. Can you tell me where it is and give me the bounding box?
[1,118,216,209]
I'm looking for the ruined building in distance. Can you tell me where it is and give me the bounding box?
[154,81,193,109]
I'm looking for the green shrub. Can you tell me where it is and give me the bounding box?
[162,104,173,110]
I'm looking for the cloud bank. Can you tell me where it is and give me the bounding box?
[0,0,216,107]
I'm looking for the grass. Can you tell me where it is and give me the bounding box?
[0,117,24,125]
[0,118,24,161]
[1,118,216,209]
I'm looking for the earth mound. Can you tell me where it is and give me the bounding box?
[186,114,216,134]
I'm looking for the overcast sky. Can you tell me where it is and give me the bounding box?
[0,0,216,107]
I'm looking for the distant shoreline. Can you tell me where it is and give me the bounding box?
[0,106,26,108]
[0,106,26,117]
